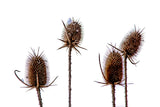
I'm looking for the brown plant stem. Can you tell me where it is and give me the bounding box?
[36,72,43,107]
[111,84,116,107]
[68,45,72,107]
[36,87,42,107]
[124,55,128,107]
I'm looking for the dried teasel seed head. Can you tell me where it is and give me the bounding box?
[120,27,143,58]
[26,48,48,87]
[104,50,123,84]
[63,18,82,46]
[58,18,86,53]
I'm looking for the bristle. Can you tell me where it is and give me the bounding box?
[63,18,82,46]
[27,49,47,87]
[104,50,123,84]
[121,28,143,58]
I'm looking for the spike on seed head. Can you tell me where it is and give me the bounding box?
[104,50,123,84]
[27,48,48,87]
[120,27,143,58]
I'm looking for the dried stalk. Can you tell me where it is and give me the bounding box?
[68,45,72,107]
[111,84,116,107]
[124,55,128,107]
[36,87,42,107]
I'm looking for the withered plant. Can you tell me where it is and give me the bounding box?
[96,48,123,107]
[58,18,86,107]
[14,48,58,107]
[109,27,144,107]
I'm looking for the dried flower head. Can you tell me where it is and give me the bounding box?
[58,18,86,54]
[27,48,48,87]
[97,49,123,85]
[104,50,123,84]
[63,18,82,45]
[14,48,58,107]
[14,48,58,88]
[120,27,143,59]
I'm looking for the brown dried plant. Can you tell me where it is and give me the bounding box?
[14,48,58,107]
[58,18,86,53]
[108,26,143,107]
[96,48,123,107]
[58,18,86,107]
[120,27,144,64]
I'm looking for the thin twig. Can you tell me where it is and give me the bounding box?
[68,45,72,107]
[36,72,43,107]
[36,87,42,107]
[112,83,116,107]
[124,55,128,107]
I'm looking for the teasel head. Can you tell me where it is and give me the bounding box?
[120,27,144,63]
[108,27,144,64]
[14,48,58,89]
[58,18,86,54]
[105,50,123,84]
[97,49,123,85]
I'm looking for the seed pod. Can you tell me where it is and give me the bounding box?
[14,48,58,107]
[104,50,123,84]
[58,18,86,53]
[120,28,143,58]
[63,18,82,46]
[26,49,48,87]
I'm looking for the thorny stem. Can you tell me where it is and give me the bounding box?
[36,87,42,107]
[68,45,72,107]
[124,55,128,107]
[111,84,116,107]
[36,72,43,107]
[108,43,129,107]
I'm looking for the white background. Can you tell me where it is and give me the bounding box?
[0,0,160,107]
